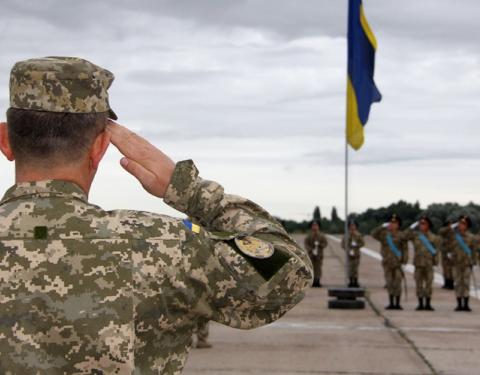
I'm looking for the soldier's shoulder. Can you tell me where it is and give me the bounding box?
[465,231,476,241]
[103,208,189,240]
[64,199,189,240]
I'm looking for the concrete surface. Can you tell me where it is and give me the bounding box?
[183,235,480,375]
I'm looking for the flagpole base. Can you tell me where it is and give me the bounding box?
[328,287,366,309]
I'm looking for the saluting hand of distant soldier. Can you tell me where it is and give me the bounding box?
[107,120,176,198]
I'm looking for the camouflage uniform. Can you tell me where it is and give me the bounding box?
[403,229,440,300]
[0,57,313,374]
[195,320,211,348]
[449,230,477,298]
[475,234,480,268]
[438,227,456,289]
[341,230,365,286]
[371,226,408,303]
[304,231,328,286]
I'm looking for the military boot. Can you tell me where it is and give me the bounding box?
[394,296,403,310]
[348,278,354,288]
[386,294,395,310]
[449,279,455,290]
[463,297,472,312]
[455,297,463,311]
[354,278,360,288]
[424,297,434,311]
[415,297,424,311]
[442,279,448,289]
[312,278,321,288]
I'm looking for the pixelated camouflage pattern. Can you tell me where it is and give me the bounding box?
[403,229,440,298]
[304,231,327,281]
[439,228,477,298]
[403,229,440,268]
[371,226,408,297]
[474,234,480,258]
[9,56,117,119]
[450,230,477,268]
[438,226,455,280]
[195,320,209,344]
[341,231,365,279]
[341,230,365,259]
[371,226,408,267]
[0,160,312,374]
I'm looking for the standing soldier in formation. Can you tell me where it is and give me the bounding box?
[404,216,440,311]
[439,220,456,290]
[444,216,477,312]
[0,57,313,374]
[304,220,328,287]
[341,220,365,287]
[371,215,408,310]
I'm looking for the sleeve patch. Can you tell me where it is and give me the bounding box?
[183,219,201,234]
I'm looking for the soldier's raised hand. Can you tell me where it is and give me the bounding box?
[409,221,419,230]
[107,121,176,198]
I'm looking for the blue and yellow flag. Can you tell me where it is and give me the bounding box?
[347,0,382,150]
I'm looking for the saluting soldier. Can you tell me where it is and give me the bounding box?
[404,216,440,311]
[0,57,313,374]
[341,220,365,287]
[371,215,408,310]
[438,220,456,290]
[446,216,477,312]
[304,220,328,287]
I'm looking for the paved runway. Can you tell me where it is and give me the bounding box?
[183,234,480,375]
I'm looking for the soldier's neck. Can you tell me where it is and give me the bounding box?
[15,163,93,195]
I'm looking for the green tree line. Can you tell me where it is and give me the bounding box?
[276,201,480,234]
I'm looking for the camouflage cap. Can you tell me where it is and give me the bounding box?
[389,214,402,226]
[419,215,432,228]
[459,215,472,228]
[9,56,117,119]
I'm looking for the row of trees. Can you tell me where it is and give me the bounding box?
[276,201,480,234]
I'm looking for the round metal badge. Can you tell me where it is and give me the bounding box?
[234,236,274,259]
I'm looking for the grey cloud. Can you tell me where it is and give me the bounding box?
[304,146,480,166]
[126,69,230,86]
[3,0,479,47]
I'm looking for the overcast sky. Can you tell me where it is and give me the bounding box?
[0,0,479,221]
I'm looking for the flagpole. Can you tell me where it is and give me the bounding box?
[344,0,350,287]
[344,126,350,287]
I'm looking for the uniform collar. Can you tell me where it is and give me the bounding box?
[0,180,87,205]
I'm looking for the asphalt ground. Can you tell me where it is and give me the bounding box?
[183,235,480,375]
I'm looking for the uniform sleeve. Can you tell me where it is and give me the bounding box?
[304,235,312,252]
[470,236,478,266]
[371,226,385,241]
[164,160,313,329]
[401,236,409,264]
[433,235,441,266]
[356,233,365,248]
[319,233,328,249]
[402,229,415,242]
[438,227,451,238]
[475,235,480,256]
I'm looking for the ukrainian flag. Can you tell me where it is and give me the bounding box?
[347,0,382,150]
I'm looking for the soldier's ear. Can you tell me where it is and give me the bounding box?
[0,123,15,161]
[89,129,111,170]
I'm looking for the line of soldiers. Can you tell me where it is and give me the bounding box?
[304,215,479,312]
[373,214,478,312]
[304,220,364,288]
